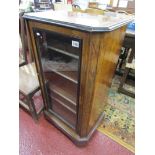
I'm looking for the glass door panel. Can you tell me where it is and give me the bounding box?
[33,29,82,128]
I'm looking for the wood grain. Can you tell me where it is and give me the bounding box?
[88,26,126,133]
[26,19,127,144]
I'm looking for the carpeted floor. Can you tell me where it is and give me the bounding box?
[98,75,135,152]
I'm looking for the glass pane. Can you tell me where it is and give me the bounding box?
[33,29,82,127]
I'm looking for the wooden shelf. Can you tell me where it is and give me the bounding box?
[47,46,79,59]
[51,98,76,127]
[45,70,78,84]
[49,83,77,105]
[57,71,78,84]
[46,32,80,57]
[49,90,77,110]
[44,72,77,104]
[50,96,76,114]
[48,109,76,130]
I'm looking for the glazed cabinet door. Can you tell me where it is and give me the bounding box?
[33,29,82,129]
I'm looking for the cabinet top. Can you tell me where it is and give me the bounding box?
[23,10,134,32]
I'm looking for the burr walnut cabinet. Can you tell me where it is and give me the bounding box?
[23,10,133,145]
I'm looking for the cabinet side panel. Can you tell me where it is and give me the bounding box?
[88,26,126,132]
[78,33,101,136]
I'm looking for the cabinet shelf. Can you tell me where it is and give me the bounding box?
[49,84,77,105]
[50,95,76,114]
[49,89,77,108]
[47,46,79,59]
[49,109,76,130]
[45,70,78,84]
[49,97,77,128]
[45,72,77,105]
[57,71,78,84]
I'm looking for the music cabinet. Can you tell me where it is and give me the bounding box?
[24,11,133,145]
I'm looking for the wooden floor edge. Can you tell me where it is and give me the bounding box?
[97,127,135,153]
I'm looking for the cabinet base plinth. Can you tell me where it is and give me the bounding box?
[44,110,104,146]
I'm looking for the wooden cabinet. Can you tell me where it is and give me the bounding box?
[24,11,133,145]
